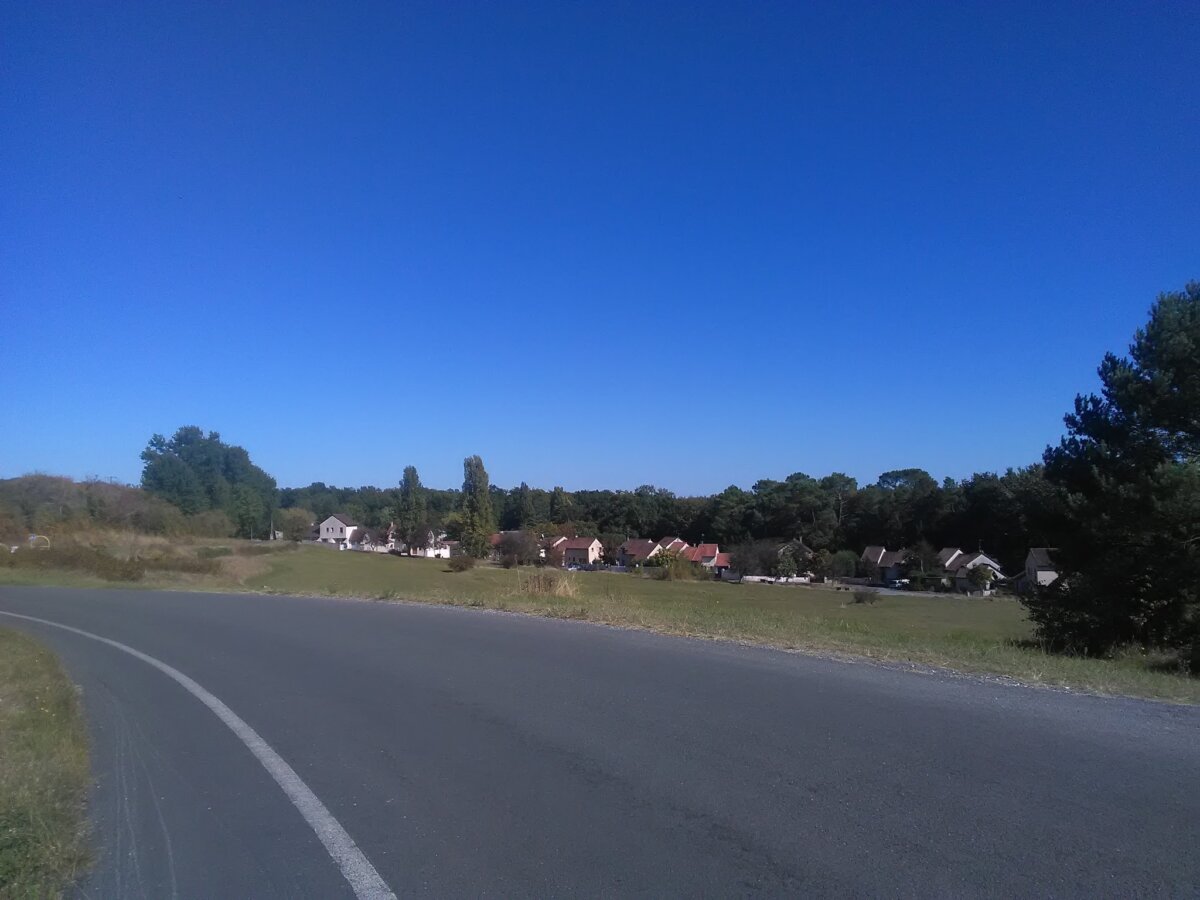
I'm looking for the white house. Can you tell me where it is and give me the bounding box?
[318,514,359,548]
[562,537,603,567]
[941,548,1005,593]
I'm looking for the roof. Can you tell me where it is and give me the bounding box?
[878,550,907,567]
[861,545,886,564]
[951,551,1004,574]
[563,537,600,550]
[620,539,658,560]
[713,552,731,568]
[1028,547,1057,568]
[657,537,689,553]
[936,547,962,566]
[328,513,358,527]
[683,543,719,562]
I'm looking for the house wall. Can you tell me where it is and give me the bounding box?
[319,517,357,545]
[1025,563,1058,586]
[564,543,600,566]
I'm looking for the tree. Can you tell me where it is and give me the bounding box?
[396,466,427,554]
[549,486,572,524]
[966,565,994,593]
[497,531,540,568]
[459,455,495,558]
[140,427,276,537]
[808,548,833,581]
[831,549,859,579]
[1031,283,1200,668]
[276,507,314,541]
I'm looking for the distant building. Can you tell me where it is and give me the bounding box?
[860,546,907,583]
[562,537,603,567]
[939,548,1005,593]
[682,543,721,568]
[1020,548,1059,591]
[617,538,660,566]
[318,514,359,549]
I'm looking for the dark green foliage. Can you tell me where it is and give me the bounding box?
[1031,283,1200,668]
[395,466,428,552]
[852,589,879,605]
[497,530,540,568]
[459,456,495,558]
[730,540,796,577]
[140,427,276,538]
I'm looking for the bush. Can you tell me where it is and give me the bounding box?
[852,589,879,605]
[447,555,476,572]
[4,545,145,581]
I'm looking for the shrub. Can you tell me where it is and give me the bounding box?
[447,555,476,572]
[852,589,879,605]
[4,545,145,581]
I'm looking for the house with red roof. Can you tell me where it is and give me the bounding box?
[683,543,721,567]
[656,537,690,555]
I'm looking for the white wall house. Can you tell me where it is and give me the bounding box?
[318,514,359,548]
[562,537,603,567]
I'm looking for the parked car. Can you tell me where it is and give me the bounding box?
[887,578,910,589]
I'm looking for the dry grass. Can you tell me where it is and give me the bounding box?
[218,554,273,585]
[0,628,90,898]
[514,569,579,599]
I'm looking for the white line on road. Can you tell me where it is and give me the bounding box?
[0,610,397,900]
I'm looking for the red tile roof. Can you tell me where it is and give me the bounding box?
[713,552,731,568]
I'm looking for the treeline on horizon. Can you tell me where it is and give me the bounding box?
[2,282,1197,672]
[276,466,1067,574]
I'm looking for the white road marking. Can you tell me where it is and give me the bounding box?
[0,610,396,900]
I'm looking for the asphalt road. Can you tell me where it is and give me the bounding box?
[1,586,1197,898]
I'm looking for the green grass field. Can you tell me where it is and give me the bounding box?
[0,628,90,899]
[3,541,1197,703]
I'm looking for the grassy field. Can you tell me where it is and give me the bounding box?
[0,628,90,899]
[3,540,1198,703]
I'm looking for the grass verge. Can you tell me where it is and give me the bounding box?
[0,628,90,898]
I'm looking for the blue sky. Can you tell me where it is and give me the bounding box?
[3,1,1197,495]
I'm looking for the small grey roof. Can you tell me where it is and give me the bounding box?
[329,513,358,527]
[1028,547,1057,568]
[861,545,886,563]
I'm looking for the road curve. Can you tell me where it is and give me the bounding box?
[1,585,1196,898]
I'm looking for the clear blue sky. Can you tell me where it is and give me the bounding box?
[3,1,1197,495]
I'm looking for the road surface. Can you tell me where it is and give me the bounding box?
[1,585,1197,897]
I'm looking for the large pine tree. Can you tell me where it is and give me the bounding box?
[1031,283,1200,668]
